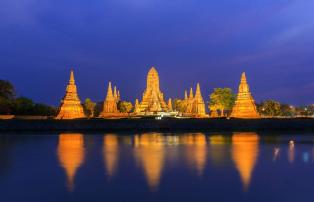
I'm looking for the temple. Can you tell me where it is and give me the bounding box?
[167,98,173,112]
[56,70,86,119]
[100,82,122,117]
[182,83,207,118]
[230,72,260,118]
[136,67,168,114]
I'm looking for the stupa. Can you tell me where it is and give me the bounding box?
[182,84,207,117]
[100,82,120,117]
[193,83,206,117]
[56,70,86,119]
[137,67,168,114]
[230,73,260,118]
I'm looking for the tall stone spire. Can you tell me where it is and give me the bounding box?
[189,87,194,99]
[184,90,188,100]
[137,67,168,113]
[113,86,118,101]
[167,98,173,112]
[230,72,260,118]
[56,70,86,119]
[134,99,141,113]
[101,82,119,117]
[193,83,206,117]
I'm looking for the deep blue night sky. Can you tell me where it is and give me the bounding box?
[1,0,314,106]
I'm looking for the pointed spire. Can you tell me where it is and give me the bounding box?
[241,72,247,83]
[168,98,173,111]
[189,87,194,99]
[184,90,188,100]
[106,82,114,100]
[117,90,120,100]
[69,70,75,85]
[195,83,202,98]
[113,86,118,99]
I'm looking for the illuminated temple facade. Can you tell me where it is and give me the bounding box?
[230,72,260,119]
[135,67,168,114]
[182,83,207,117]
[100,82,122,117]
[56,70,86,119]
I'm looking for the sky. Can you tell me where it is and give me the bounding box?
[0,0,314,106]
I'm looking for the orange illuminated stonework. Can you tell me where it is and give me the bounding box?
[56,70,86,119]
[230,72,260,118]
[136,67,168,114]
[100,82,120,117]
[183,83,207,118]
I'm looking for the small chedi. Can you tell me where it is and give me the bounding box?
[182,83,207,117]
[56,70,86,119]
[230,72,260,118]
[100,82,124,117]
[136,67,168,114]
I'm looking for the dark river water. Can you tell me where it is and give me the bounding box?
[0,132,313,202]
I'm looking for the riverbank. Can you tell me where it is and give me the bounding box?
[1,118,314,132]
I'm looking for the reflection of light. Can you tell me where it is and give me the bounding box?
[209,135,228,167]
[134,134,165,191]
[182,133,207,176]
[57,134,85,191]
[103,135,119,179]
[231,133,259,191]
[303,152,309,163]
[288,142,295,163]
[273,147,280,162]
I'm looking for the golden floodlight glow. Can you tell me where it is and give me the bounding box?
[136,67,168,113]
[182,83,207,118]
[57,134,85,191]
[134,134,165,191]
[100,82,121,117]
[56,70,86,119]
[230,72,260,119]
[231,132,259,191]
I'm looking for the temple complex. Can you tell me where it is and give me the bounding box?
[182,83,207,118]
[136,67,168,114]
[230,73,260,118]
[56,70,86,119]
[100,82,121,117]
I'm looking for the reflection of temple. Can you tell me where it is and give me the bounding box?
[135,67,168,114]
[56,70,86,119]
[134,134,165,190]
[103,135,119,178]
[208,135,229,167]
[231,133,259,191]
[181,133,207,176]
[57,134,85,191]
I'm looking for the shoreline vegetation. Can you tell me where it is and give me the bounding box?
[1,118,314,132]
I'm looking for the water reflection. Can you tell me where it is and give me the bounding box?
[231,132,259,191]
[181,133,207,176]
[134,134,165,191]
[288,141,295,163]
[57,134,85,191]
[103,135,119,179]
[209,135,230,167]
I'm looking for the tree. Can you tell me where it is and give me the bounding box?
[0,80,15,100]
[0,80,15,114]
[12,97,35,115]
[118,101,133,113]
[280,104,295,117]
[84,98,96,118]
[173,99,186,112]
[259,100,281,117]
[209,88,235,116]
